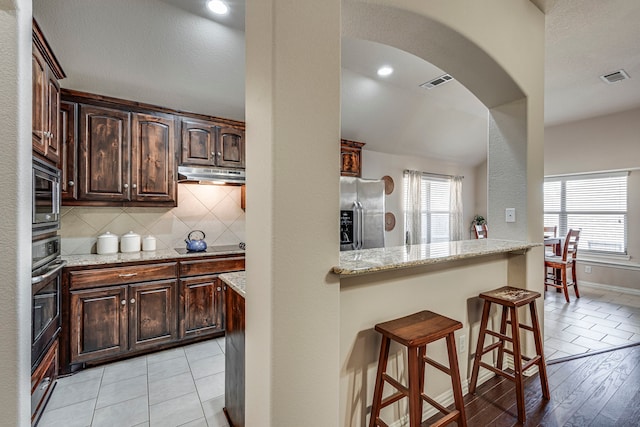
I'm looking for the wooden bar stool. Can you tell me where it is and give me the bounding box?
[469,286,550,424]
[369,311,467,427]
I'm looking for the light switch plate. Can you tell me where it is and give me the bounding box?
[505,208,516,223]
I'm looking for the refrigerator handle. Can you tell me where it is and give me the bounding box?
[357,201,364,250]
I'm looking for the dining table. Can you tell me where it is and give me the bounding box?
[544,236,563,256]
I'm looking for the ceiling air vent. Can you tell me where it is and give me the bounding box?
[419,73,454,90]
[600,69,630,84]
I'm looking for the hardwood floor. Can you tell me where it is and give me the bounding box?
[424,343,640,426]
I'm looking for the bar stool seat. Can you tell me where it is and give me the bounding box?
[369,310,467,427]
[469,286,550,424]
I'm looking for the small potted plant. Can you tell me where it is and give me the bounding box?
[472,215,486,226]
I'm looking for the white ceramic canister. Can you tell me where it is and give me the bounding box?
[142,235,157,252]
[120,231,141,253]
[96,231,119,255]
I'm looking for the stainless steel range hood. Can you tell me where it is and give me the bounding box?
[177,166,245,185]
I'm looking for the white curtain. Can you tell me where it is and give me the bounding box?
[449,176,464,241]
[404,170,422,245]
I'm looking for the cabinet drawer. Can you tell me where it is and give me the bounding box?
[69,262,177,290]
[179,257,244,277]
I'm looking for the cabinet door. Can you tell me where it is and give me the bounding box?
[180,119,218,166]
[59,101,77,201]
[131,113,177,204]
[70,286,128,363]
[179,275,224,339]
[32,46,47,157]
[78,105,130,201]
[129,279,177,351]
[45,75,61,164]
[217,127,245,168]
[224,286,245,427]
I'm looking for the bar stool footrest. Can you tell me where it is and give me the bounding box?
[423,393,450,415]
[424,356,452,375]
[479,361,516,382]
[522,355,542,372]
[486,330,512,342]
[480,341,504,355]
[380,390,405,408]
[430,410,460,427]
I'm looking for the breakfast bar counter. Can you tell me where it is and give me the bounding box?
[333,239,539,276]
[336,239,544,426]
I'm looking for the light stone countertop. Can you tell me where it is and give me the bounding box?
[62,247,245,268]
[219,271,246,297]
[333,239,540,276]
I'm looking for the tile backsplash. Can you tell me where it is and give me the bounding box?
[60,184,245,255]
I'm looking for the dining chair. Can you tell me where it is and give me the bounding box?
[544,229,581,303]
[474,224,488,239]
[543,226,558,254]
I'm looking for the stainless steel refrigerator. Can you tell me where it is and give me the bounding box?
[340,177,385,251]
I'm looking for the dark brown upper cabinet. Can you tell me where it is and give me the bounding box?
[180,119,245,169]
[218,127,246,168]
[181,119,219,166]
[131,113,177,204]
[32,19,65,164]
[76,105,177,206]
[340,139,365,178]
[59,101,77,201]
[60,89,245,207]
[78,104,131,202]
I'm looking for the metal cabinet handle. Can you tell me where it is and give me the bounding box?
[132,183,137,189]
[119,273,137,278]
[123,183,129,189]
[217,152,222,156]
[121,300,126,305]
[216,287,222,291]
[68,180,75,187]
[130,298,136,304]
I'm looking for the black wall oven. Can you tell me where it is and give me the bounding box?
[33,157,61,236]
[31,235,64,368]
[31,157,64,425]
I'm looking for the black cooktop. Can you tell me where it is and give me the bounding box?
[174,244,244,254]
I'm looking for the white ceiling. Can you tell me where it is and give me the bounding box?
[33,0,640,167]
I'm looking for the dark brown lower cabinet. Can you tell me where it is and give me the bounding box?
[31,339,58,426]
[62,256,244,372]
[70,279,177,363]
[224,285,245,427]
[70,286,128,363]
[179,275,225,339]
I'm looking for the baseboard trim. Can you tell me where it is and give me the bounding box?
[578,280,640,296]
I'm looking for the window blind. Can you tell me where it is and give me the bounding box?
[544,172,628,255]
[404,173,451,243]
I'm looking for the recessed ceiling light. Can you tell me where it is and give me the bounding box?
[377,66,394,77]
[207,0,229,15]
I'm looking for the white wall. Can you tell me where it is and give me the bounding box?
[0,0,33,424]
[361,149,478,245]
[545,108,640,290]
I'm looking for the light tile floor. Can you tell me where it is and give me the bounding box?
[544,284,640,360]
[38,337,229,427]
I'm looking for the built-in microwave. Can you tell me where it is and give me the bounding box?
[33,157,61,235]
